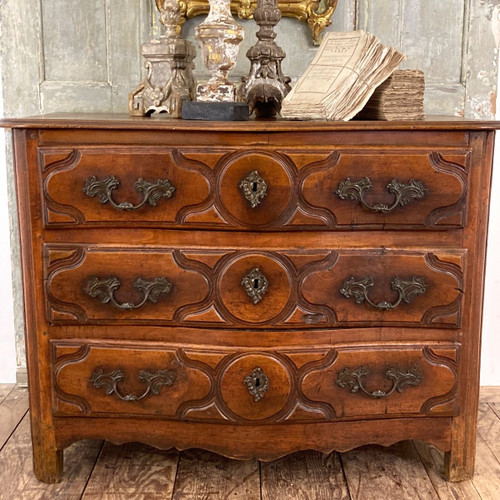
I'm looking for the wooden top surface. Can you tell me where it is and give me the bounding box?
[1,113,500,131]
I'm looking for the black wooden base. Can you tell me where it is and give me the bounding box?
[182,102,249,121]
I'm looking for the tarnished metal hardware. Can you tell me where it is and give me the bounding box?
[85,276,173,310]
[340,275,428,311]
[90,368,175,401]
[173,0,338,45]
[335,177,426,213]
[244,367,270,401]
[239,171,268,208]
[83,176,175,211]
[336,366,422,398]
[241,267,269,304]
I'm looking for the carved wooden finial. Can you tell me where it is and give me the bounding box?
[238,0,291,117]
[129,0,196,117]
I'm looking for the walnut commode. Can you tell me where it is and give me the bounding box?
[1,115,496,483]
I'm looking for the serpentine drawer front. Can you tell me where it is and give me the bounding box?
[4,116,496,483]
[40,147,469,230]
[51,340,459,421]
[44,246,464,329]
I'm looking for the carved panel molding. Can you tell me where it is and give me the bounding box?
[39,147,469,231]
[44,246,465,329]
[51,341,459,423]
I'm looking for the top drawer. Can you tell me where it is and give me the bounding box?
[40,146,469,230]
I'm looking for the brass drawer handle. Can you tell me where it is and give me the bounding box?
[83,176,175,211]
[244,367,270,402]
[335,177,426,213]
[239,170,267,208]
[85,276,172,310]
[90,368,175,401]
[336,366,422,398]
[340,275,428,310]
[241,267,269,304]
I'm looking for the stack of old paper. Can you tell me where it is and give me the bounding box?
[357,69,425,120]
[281,30,405,121]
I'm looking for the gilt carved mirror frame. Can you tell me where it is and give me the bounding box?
[156,0,338,45]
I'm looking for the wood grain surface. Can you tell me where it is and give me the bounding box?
[261,451,350,500]
[5,118,497,483]
[413,440,481,499]
[0,393,499,498]
[0,413,101,500]
[0,387,29,449]
[341,441,439,499]
[172,449,260,500]
[82,442,179,499]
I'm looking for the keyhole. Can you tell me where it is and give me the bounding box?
[255,377,261,387]
[251,181,258,192]
[253,278,260,289]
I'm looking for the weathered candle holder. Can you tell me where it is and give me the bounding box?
[238,0,291,117]
[195,0,244,102]
[129,0,196,118]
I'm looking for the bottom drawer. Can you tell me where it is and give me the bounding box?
[51,340,459,423]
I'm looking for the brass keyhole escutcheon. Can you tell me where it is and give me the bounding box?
[244,367,270,402]
[239,171,268,208]
[241,268,269,305]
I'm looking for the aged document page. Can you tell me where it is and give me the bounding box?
[281,31,405,121]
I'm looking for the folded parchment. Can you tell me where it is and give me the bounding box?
[281,30,405,121]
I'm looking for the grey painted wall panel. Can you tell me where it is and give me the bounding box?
[400,1,466,84]
[0,0,44,383]
[109,0,147,112]
[357,0,404,48]
[40,82,112,113]
[465,0,499,119]
[41,0,108,83]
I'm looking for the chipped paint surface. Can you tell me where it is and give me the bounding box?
[0,0,499,380]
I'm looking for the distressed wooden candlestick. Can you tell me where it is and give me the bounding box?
[195,0,244,102]
[239,0,291,117]
[129,0,196,117]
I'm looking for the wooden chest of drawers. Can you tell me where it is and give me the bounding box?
[2,114,496,483]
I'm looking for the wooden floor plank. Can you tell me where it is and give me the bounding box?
[471,401,500,499]
[261,451,349,500]
[0,384,14,406]
[477,402,500,461]
[0,386,29,450]
[413,441,480,500]
[470,434,500,500]
[341,441,438,500]
[82,441,179,500]
[172,449,260,500]
[488,402,500,420]
[479,386,500,403]
[0,413,102,500]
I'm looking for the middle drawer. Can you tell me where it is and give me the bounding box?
[45,245,464,329]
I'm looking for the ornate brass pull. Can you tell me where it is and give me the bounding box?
[335,177,426,213]
[239,170,267,208]
[83,176,175,211]
[244,367,270,402]
[340,275,428,310]
[85,276,172,310]
[241,268,269,304]
[90,368,175,401]
[336,366,422,398]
